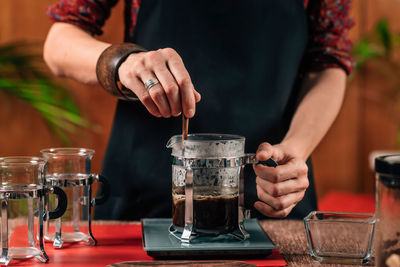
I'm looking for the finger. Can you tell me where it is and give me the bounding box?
[254,158,308,183]
[254,201,296,218]
[119,74,161,117]
[256,143,286,163]
[194,89,201,103]
[148,83,172,118]
[256,142,274,161]
[256,175,309,197]
[150,61,181,116]
[162,49,196,118]
[140,71,171,118]
[256,184,305,211]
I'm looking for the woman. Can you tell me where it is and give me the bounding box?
[43,0,354,220]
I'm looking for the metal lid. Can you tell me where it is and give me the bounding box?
[375,154,400,177]
[167,133,245,158]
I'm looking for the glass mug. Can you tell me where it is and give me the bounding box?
[40,148,110,248]
[167,134,277,243]
[0,157,67,265]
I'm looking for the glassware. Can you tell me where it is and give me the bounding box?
[167,133,276,243]
[0,157,67,265]
[40,148,110,248]
[375,154,400,267]
[304,211,375,265]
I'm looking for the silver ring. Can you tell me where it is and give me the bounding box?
[144,78,159,91]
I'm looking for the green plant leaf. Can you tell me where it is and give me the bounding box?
[351,38,383,69]
[351,19,400,147]
[375,19,392,56]
[0,42,93,145]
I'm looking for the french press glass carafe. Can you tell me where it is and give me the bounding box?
[0,157,67,265]
[40,148,110,248]
[167,134,276,243]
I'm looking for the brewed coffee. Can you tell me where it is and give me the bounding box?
[172,187,238,234]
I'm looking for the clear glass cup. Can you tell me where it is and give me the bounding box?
[167,133,276,243]
[304,211,375,265]
[40,148,109,248]
[0,157,67,265]
[375,154,400,267]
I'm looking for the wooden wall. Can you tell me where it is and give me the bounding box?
[312,0,400,198]
[1,0,399,201]
[0,0,124,177]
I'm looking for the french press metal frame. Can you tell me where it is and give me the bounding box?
[0,186,48,265]
[0,162,67,266]
[169,154,277,243]
[45,174,109,248]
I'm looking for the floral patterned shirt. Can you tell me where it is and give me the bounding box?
[47,0,354,74]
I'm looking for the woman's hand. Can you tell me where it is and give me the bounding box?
[253,142,309,218]
[118,48,201,118]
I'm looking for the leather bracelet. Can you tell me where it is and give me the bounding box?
[96,43,147,100]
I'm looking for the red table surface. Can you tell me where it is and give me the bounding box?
[9,224,286,267]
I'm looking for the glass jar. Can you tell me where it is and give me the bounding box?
[375,154,400,267]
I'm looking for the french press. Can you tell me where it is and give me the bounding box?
[0,157,67,265]
[40,148,110,248]
[167,134,276,243]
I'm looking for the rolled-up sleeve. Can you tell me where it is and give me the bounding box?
[303,0,355,75]
[46,0,119,35]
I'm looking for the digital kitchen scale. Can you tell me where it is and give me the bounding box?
[141,218,276,259]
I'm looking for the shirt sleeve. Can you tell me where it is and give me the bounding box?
[46,0,119,35]
[303,0,355,75]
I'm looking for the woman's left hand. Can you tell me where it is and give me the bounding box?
[252,142,310,218]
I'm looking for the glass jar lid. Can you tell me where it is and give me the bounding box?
[375,155,400,188]
[375,154,400,176]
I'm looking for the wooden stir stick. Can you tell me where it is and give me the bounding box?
[182,115,189,140]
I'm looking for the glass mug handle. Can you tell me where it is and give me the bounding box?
[47,186,68,220]
[90,174,110,206]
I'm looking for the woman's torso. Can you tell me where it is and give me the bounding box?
[95,0,317,220]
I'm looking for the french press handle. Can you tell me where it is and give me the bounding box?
[91,174,110,206]
[245,154,278,167]
[47,186,68,220]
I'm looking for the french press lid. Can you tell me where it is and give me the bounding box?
[375,154,400,188]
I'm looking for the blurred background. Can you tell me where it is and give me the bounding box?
[0,0,399,207]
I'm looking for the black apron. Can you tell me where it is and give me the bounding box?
[95,0,317,220]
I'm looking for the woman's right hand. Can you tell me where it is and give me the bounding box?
[118,48,201,118]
